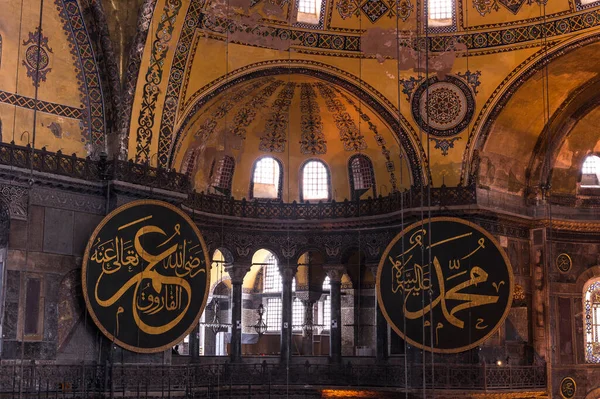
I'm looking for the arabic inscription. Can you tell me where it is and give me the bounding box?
[82,200,210,353]
[377,217,513,353]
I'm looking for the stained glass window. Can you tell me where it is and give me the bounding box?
[302,160,329,201]
[212,155,235,192]
[252,157,280,199]
[266,298,282,331]
[263,254,282,293]
[585,280,600,363]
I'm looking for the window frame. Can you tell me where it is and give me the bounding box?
[299,159,332,202]
[584,279,600,363]
[580,154,600,188]
[249,156,284,201]
[348,154,377,201]
[424,0,456,33]
[211,155,236,195]
[293,0,325,28]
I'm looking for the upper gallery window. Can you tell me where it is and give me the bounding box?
[266,297,282,331]
[211,155,235,195]
[181,149,198,179]
[301,160,330,201]
[252,157,281,200]
[581,155,600,187]
[428,0,453,27]
[584,279,600,363]
[349,155,376,200]
[297,0,322,24]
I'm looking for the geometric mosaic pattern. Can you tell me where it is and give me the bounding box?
[56,0,106,148]
[232,80,285,139]
[335,89,398,192]
[157,0,204,168]
[315,82,367,153]
[135,0,183,163]
[259,82,296,153]
[0,90,83,120]
[411,75,475,138]
[21,28,53,88]
[336,0,412,22]
[299,83,326,155]
[199,8,600,54]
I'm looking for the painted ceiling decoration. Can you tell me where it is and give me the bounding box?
[22,28,53,87]
[410,75,476,138]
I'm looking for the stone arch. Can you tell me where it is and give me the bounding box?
[462,31,600,187]
[171,62,429,186]
[585,386,600,399]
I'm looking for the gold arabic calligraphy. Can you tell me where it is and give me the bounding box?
[90,217,206,335]
[389,230,504,330]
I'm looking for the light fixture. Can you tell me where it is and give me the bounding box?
[496,360,503,366]
[252,303,268,336]
[200,299,230,334]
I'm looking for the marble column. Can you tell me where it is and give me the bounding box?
[367,263,388,362]
[279,265,298,364]
[225,264,250,363]
[324,265,345,363]
[301,299,316,355]
[189,324,200,361]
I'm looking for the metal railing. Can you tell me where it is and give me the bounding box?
[0,362,546,397]
[0,141,478,219]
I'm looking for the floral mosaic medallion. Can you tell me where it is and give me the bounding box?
[22,27,53,87]
[411,75,475,138]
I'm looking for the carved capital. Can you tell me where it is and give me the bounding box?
[225,264,251,284]
[365,263,380,278]
[0,184,28,220]
[323,265,345,283]
[279,264,298,283]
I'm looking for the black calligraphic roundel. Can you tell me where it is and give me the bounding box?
[82,200,210,353]
[377,217,513,353]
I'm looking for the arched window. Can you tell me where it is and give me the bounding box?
[297,0,322,24]
[585,279,600,363]
[181,149,198,179]
[322,276,331,290]
[349,155,376,200]
[263,254,282,293]
[301,160,330,201]
[428,0,453,27]
[251,157,281,200]
[210,155,235,195]
[581,155,600,187]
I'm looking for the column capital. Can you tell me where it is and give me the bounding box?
[365,263,380,277]
[279,264,298,283]
[225,264,250,284]
[323,265,346,283]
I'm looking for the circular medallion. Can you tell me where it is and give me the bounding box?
[411,75,475,137]
[376,217,513,353]
[82,200,210,353]
[560,377,576,399]
[25,45,50,70]
[556,253,572,274]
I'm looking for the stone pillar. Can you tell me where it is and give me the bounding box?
[301,299,316,355]
[279,265,298,364]
[367,263,388,362]
[225,264,249,362]
[324,265,345,363]
[189,324,200,361]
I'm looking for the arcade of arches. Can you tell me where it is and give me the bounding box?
[3,0,600,397]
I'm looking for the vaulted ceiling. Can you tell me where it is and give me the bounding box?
[1,0,600,199]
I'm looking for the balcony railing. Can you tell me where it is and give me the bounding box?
[0,362,546,396]
[0,141,477,219]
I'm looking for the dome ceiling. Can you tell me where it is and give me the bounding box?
[174,75,411,201]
